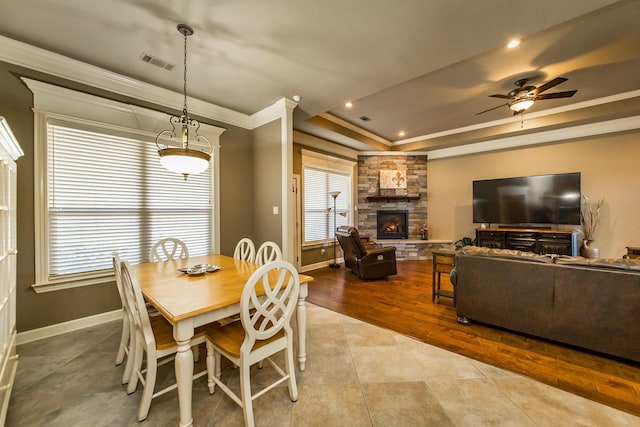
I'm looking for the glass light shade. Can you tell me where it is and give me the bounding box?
[509,98,535,112]
[158,148,210,177]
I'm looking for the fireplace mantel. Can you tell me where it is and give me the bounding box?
[366,195,420,202]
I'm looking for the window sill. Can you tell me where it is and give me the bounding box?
[302,240,333,248]
[32,273,114,294]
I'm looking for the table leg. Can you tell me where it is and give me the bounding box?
[431,268,436,302]
[175,322,195,427]
[296,295,307,371]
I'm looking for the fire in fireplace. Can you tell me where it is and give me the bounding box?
[377,210,408,239]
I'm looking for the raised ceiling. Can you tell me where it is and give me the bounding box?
[0,0,638,153]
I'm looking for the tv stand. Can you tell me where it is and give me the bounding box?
[476,227,580,256]
[497,224,552,230]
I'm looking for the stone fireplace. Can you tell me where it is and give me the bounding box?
[377,210,408,239]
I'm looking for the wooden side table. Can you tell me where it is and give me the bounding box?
[431,249,456,303]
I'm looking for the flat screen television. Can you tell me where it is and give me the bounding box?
[472,172,581,226]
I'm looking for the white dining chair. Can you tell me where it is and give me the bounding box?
[112,252,135,385]
[120,260,210,421]
[254,241,282,265]
[149,237,189,262]
[205,260,300,427]
[233,238,256,263]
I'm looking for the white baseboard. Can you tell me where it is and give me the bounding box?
[16,309,123,345]
[300,257,344,273]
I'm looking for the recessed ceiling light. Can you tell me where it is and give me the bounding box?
[507,39,521,49]
[345,101,353,108]
[398,130,406,137]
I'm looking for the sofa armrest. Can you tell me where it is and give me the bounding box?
[366,246,396,256]
[361,247,396,263]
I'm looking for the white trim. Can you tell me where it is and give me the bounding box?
[358,151,430,156]
[31,274,114,294]
[427,115,640,160]
[0,118,24,160]
[16,310,122,345]
[316,113,392,146]
[395,89,640,146]
[251,97,298,129]
[279,98,297,263]
[301,149,357,170]
[293,131,360,160]
[0,35,252,129]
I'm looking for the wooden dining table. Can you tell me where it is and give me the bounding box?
[130,254,313,427]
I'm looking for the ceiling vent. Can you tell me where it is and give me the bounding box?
[359,116,371,121]
[139,52,175,71]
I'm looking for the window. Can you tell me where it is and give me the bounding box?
[47,123,212,277]
[27,79,224,292]
[302,151,355,244]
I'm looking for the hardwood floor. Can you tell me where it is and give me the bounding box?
[306,260,640,417]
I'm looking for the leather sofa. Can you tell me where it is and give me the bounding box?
[450,246,640,363]
[335,226,397,279]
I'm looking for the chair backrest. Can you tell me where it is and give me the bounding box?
[120,260,155,349]
[233,238,256,263]
[240,261,300,350]
[112,251,126,308]
[255,241,283,265]
[149,238,189,262]
[336,226,367,259]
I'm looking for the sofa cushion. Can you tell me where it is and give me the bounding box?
[555,255,640,271]
[461,245,554,263]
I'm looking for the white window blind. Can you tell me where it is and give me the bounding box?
[47,123,212,278]
[303,167,351,243]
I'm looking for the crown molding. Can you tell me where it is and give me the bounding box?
[395,89,640,147]
[427,115,640,160]
[250,97,298,129]
[358,151,430,156]
[293,131,359,160]
[0,35,254,129]
[0,117,24,160]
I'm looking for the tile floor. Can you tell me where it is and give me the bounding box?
[7,303,640,426]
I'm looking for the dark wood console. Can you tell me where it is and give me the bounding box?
[475,227,580,256]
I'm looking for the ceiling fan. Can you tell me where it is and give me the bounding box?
[476,77,577,115]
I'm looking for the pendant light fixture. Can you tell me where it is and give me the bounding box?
[155,24,212,181]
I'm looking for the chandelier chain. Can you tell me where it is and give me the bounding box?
[182,30,188,114]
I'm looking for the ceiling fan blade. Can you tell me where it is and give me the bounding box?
[489,94,514,99]
[535,90,577,100]
[535,77,568,94]
[476,103,508,115]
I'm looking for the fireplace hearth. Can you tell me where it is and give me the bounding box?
[377,210,408,239]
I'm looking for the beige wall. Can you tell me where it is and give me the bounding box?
[218,126,254,256]
[427,132,640,258]
[252,120,283,247]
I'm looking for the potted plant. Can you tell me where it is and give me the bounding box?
[454,236,474,251]
[580,195,604,258]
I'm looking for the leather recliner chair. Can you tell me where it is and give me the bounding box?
[335,226,397,279]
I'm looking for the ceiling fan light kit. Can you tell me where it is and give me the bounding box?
[509,98,535,112]
[477,77,577,116]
